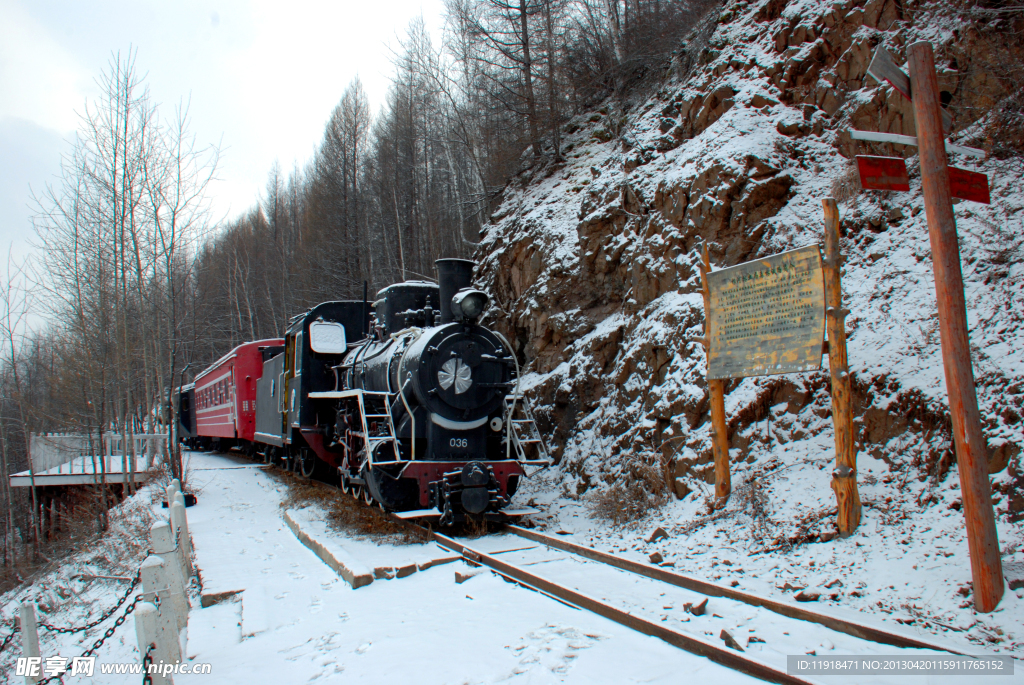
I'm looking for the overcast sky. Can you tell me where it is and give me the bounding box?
[0,0,445,266]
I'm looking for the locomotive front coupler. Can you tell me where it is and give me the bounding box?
[429,462,503,522]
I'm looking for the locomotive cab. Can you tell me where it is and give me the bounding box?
[253,301,370,472]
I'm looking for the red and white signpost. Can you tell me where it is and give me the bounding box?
[853,42,1004,613]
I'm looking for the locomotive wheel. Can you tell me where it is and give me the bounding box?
[351,483,362,500]
[361,484,374,506]
[299,449,316,478]
[340,476,351,495]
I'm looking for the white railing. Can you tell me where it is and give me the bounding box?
[29,433,167,474]
[18,480,194,684]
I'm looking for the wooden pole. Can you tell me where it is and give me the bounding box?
[908,41,1003,612]
[822,199,861,534]
[699,246,731,501]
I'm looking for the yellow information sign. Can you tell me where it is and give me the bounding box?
[706,245,825,380]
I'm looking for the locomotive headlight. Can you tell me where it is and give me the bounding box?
[451,288,488,322]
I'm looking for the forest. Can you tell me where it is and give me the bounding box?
[0,0,718,581]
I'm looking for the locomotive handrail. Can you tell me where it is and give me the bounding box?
[390,328,422,461]
[396,379,415,462]
[492,330,522,462]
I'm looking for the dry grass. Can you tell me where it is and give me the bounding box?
[587,460,668,527]
[275,469,429,544]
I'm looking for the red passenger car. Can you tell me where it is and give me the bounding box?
[193,338,284,447]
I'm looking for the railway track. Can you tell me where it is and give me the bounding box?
[272,466,984,684]
[426,525,971,685]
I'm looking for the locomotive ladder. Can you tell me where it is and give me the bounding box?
[504,395,552,465]
[357,391,398,466]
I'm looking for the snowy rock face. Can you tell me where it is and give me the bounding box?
[475,0,1024,522]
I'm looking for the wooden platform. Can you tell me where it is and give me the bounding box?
[10,455,156,487]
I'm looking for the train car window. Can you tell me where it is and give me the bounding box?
[294,333,303,372]
[270,379,275,396]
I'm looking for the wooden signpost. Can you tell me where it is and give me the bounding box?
[867,46,954,133]
[853,42,1003,613]
[699,247,731,500]
[698,240,859,534]
[822,199,860,533]
[909,42,1002,613]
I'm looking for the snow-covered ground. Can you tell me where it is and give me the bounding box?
[177,450,758,684]
[1,449,1022,683]
[0,451,768,684]
[518,430,1024,656]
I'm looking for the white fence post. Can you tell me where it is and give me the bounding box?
[134,602,175,685]
[148,526,189,629]
[169,499,193,579]
[138,556,184,660]
[19,602,40,685]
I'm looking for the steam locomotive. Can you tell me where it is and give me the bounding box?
[177,259,549,523]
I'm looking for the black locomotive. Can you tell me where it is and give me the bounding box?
[180,259,549,523]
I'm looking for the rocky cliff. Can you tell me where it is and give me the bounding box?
[479,0,1022,509]
[475,0,1024,640]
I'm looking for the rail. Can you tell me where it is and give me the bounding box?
[416,522,973,685]
[431,531,816,685]
[504,525,965,655]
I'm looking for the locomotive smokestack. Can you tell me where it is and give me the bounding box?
[435,258,476,324]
